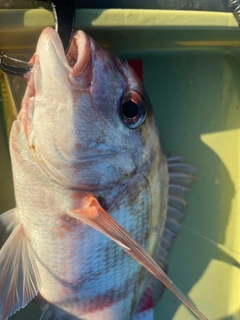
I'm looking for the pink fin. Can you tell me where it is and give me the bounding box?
[0,213,41,320]
[68,195,207,320]
[0,209,18,248]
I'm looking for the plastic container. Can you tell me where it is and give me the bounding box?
[0,8,240,320]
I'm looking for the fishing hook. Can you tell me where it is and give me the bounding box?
[0,0,75,77]
[0,51,32,76]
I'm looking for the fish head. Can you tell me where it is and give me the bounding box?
[17,27,160,189]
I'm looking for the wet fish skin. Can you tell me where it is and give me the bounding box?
[0,28,207,320]
[0,27,166,320]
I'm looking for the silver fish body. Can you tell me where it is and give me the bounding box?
[0,28,206,320]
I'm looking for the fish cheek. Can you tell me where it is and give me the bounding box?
[53,100,77,159]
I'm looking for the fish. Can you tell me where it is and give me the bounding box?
[0,27,207,320]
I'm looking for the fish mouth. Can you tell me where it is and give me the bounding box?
[34,27,92,88]
[66,31,91,72]
[66,30,92,87]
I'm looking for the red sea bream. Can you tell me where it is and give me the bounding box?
[0,28,207,320]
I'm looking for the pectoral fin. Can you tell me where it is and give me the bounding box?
[68,194,207,320]
[0,210,41,320]
[0,209,18,247]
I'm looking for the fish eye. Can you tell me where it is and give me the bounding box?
[120,92,147,129]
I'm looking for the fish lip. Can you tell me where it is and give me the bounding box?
[66,30,92,74]
[35,27,70,67]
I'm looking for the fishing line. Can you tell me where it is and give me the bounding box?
[184,225,240,264]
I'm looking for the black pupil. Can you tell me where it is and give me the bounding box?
[121,100,139,118]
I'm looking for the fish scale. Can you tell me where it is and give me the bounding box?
[0,27,207,320]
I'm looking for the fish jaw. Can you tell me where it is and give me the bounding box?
[17,28,92,166]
